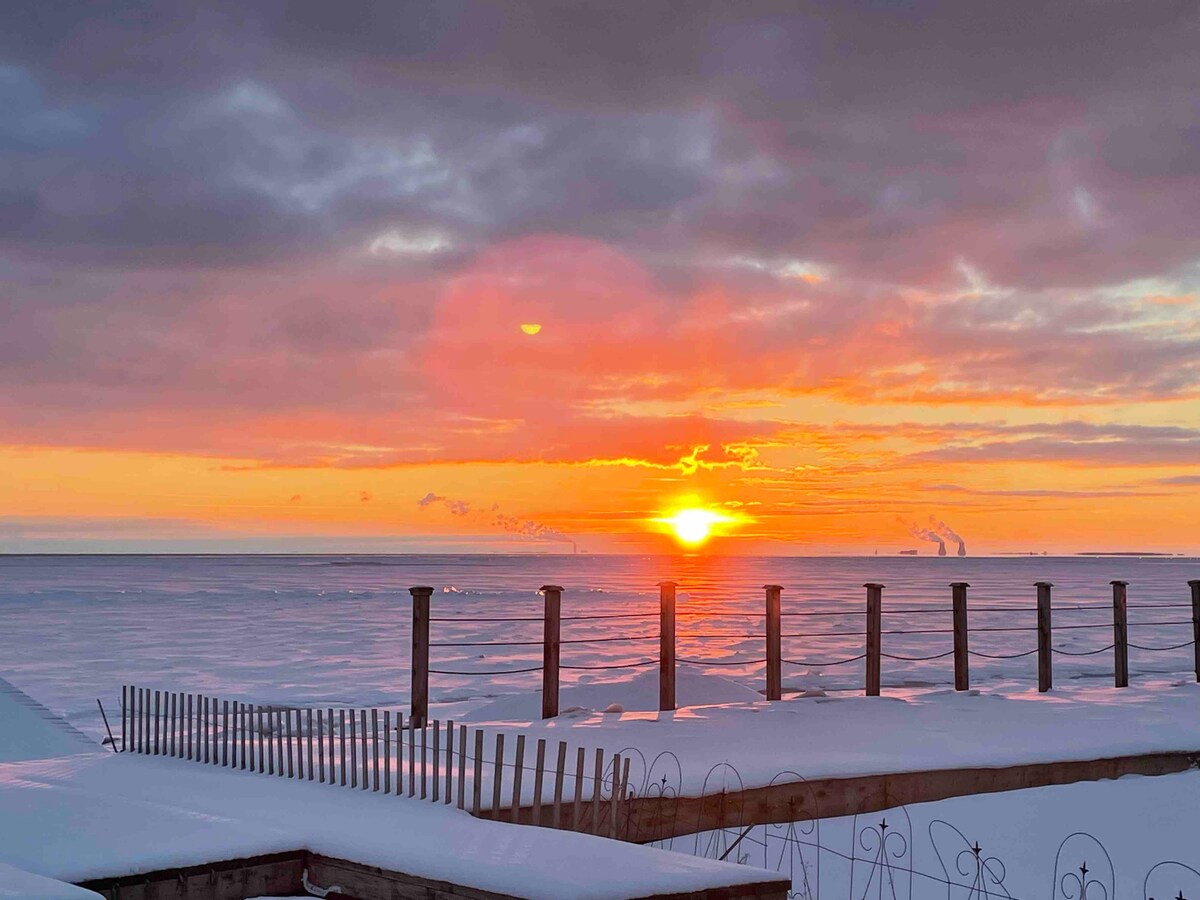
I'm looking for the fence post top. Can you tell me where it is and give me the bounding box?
[950,582,971,588]
[763,584,783,591]
[863,582,885,589]
[1189,579,1200,587]
[1035,581,1054,587]
[540,584,564,593]
[409,586,435,598]
[657,580,678,588]
[1110,580,1129,587]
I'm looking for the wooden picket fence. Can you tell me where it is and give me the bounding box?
[120,685,634,839]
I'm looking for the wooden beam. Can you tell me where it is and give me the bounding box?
[78,851,305,900]
[617,749,1200,843]
[305,853,789,900]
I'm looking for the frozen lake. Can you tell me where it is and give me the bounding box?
[2,553,1198,741]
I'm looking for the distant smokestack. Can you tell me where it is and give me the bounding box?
[905,520,947,554]
[929,516,967,558]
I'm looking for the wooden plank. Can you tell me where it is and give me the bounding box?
[305,853,585,900]
[572,746,585,830]
[372,708,380,792]
[590,748,603,834]
[239,701,247,770]
[445,719,455,804]
[951,582,970,691]
[222,700,230,767]
[360,708,369,790]
[1112,580,1129,687]
[510,733,525,821]
[317,708,326,783]
[764,585,782,701]
[1037,582,1053,692]
[472,729,483,815]
[340,710,350,787]
[491,733,504,818]
[618,749,1200,844]
[278,708,286,776]
[120,685,127,753]
[384,710,391,794]
[865,583,883,696]
[307,708,314,781]
[400,715,410,801]
[1191,579,1200,682]
[349,708,358,787]
[531,738,545,826]
[541,585,562,719]
[169,691,177,757]
[307,852,789,900]
[410,586,433,726]
[408,717,416,797]
[153,690,160,755]
[659,581,677,711]
[291,709,299,779]
[257,705,266,774]
[203,696,210,765]
[421,720,428,799]
[619,755,631,841]
[432,719,440,801]
[552,741,566,828]
[457,723,467,809]
[609,752,622,838]
[78,851,306,900]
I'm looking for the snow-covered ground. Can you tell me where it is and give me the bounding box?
[461,669,1200,793]
[678,770,1200,899]
[3,554,1198,745]
[0,681,785,900]
[5,555,1200,897]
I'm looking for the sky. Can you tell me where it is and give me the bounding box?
[2,1,1200,555]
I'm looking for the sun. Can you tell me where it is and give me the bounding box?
[664,508,727,547]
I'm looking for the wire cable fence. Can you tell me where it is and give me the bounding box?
[403,579,1200,721]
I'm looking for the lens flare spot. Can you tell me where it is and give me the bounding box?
[520,323,542,335]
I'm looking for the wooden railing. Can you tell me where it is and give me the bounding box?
[411,578,1200,718]
[120,686,634,838]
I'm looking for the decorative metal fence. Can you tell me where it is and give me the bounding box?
[595,749,1200,900]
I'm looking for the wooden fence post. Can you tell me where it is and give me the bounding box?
[865,583,883,696]
[659,581,677,711]
[951,582,970,692]
[1111,580,1129,688]
[542,585,562,720]
[410,586,433,727]
[1190,580,1200,683]
[765,584,782,701]
[121,686,128,753]
[1036,582,1053,692]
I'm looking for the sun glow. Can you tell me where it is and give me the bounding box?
[663,508,730,547]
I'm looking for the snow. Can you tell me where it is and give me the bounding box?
[0,750,782,900]
[0,677,98,764]
[0,863,101,900]
[464,678,1200,795]
[4,554,1199,748]
[465,667,761,721]
[682,769,1200,899]
[0,678,785,900]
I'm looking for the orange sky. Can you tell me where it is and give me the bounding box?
[4,6,1200,554]
[3,239,1198,554]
